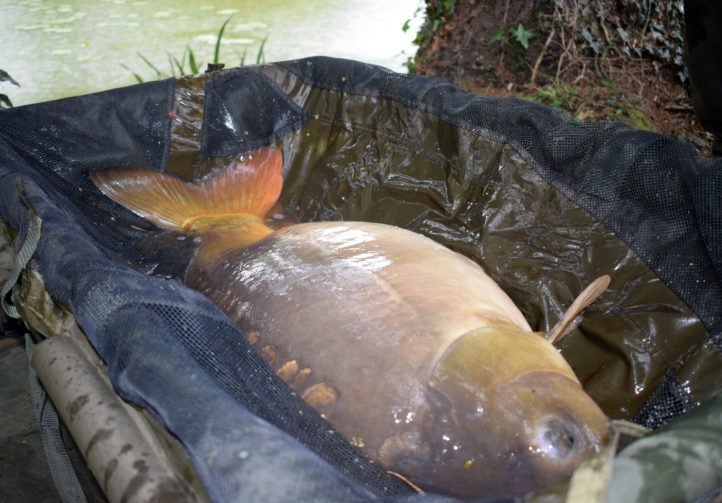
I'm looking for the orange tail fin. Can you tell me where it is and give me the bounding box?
[90,147,283,233]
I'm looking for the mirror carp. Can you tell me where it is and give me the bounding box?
[91,147,610,499]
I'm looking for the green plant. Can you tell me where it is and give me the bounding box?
[511,23,536,50]
[413,0,457,47]
[0,69,19,109]
[123,18,267,83]
[531,84,578,111]
[488,23,536,51]
[488,26,506,45]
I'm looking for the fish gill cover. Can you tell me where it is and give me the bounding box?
[0,56,721,501]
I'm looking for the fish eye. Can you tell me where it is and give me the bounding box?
[534,419,579,460]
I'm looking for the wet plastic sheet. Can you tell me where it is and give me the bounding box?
[0,56,721,501]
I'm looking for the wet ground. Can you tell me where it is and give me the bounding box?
[0,335,60,502]
[0,333,106,502]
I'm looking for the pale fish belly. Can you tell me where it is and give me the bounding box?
[187,221,532,460]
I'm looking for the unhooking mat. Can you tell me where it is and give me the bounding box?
[0,56,721,502]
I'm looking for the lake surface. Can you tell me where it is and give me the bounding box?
[1,0,423,106]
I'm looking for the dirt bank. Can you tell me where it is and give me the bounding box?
[411,0,714,156]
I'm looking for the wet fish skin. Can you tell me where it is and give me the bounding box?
[90,147,610,499]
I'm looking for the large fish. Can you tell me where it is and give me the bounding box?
[91,147,610,499]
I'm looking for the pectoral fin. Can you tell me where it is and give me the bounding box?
[545,275,611,344]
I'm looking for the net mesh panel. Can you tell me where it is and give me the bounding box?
[0,56,720,500]
[201,68,311,158]
[0,80,176,265]
[633,368,701,429]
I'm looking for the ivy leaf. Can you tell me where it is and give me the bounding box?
[488,26,505,45]
[512,23,536,50]
[581,27,602,55]
[402,19,411,33]
[616,27,630,44]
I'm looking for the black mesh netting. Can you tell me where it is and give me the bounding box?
[202,67,311,158]
[0,56,720,502]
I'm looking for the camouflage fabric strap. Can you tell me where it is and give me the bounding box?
[1,179,42,319]
[566,420,650,503]
[25,334,88,503]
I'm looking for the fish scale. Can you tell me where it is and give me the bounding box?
[245,327,338,409]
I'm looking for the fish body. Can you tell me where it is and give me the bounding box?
[91,147,610,499]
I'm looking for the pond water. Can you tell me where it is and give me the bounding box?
[1,0,423,106]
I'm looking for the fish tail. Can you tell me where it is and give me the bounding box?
[90,147,283,234]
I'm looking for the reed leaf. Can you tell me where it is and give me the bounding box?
[256,34,268,65]
[187,45,199,74]
[120,63,145,84]
[137,52,162,79]
[213,17,232,64]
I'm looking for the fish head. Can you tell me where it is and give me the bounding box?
[418,325,609,498]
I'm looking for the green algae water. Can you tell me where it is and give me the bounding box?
[0,0,422,106]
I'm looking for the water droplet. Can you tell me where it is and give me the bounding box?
[238,450,249,459]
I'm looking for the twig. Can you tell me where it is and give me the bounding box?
[531,20,556,85]
[636,0,653,47]
[572,59,587,84]
[555,23,569,83]
[497,0,512,73]
[501,0,511,28]
[664,105,694,113]
[387,471,426,495]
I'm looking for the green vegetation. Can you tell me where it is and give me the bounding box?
[526,83,656,133]
[403,0,456,71]
[488,23,537,51]
[530,84,578,112]
[123,18,268,83]
[0,69,19,109]
[511,24,536,50]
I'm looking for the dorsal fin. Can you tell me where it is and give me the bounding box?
[545,275,611,344]
[90,146,283,233]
